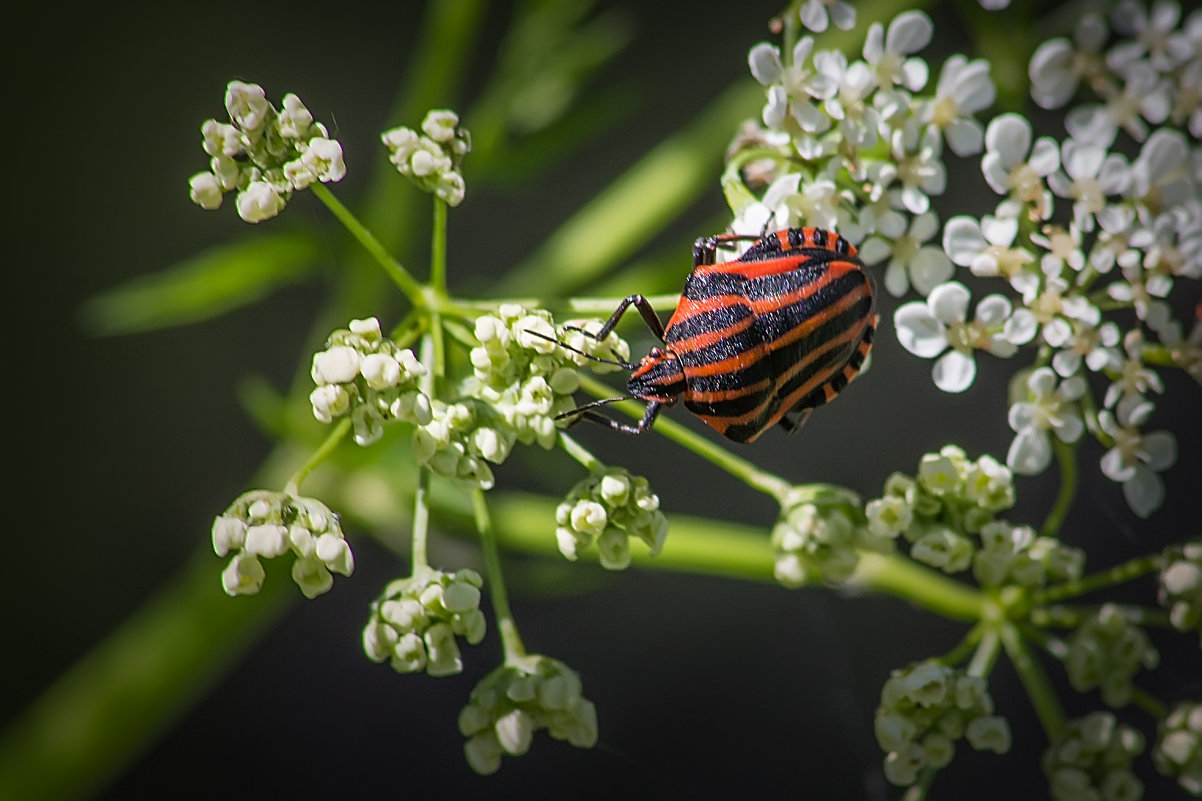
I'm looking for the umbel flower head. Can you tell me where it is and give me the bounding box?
[554,467,668,570]
[1043,711,1144,801]
[1158,541,1202,642]
[413,304,630,491]
[362,567,486,677]
[381,109,471,206]
[212,490,353,598]
[458,653,598,775]
[873,661,1011,788]
[1154,700,1202,795]
[309,317,432,446]
[188,81,346,222]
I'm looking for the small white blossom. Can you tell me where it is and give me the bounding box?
[894,281,1017,393]
[1006,367,1087,475]
[1029,15,1109,109]
[235,180,287,223]
[859,211,953,296]
[922,55,996,156]
[862,11,932,92]
[1099,396,1177,517]
[1048,138,1132,232]
[798,0,856,33]
[981,113,1060,218]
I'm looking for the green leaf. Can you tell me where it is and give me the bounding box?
[79,233,320,336]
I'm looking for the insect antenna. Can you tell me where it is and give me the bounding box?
[552,393,636,422]
[521,328,638,370]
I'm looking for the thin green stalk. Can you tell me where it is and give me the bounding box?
[412,466,432,572]
[967,624,1003,678]
[284,418,350,495]
[938,621,985,667]
[1129,687,1168,719]
[473,489,526,662]
[311,183,425,304]
[1030,553,1164,605]
[1040,437,1077,538]
[851,552,986,621]
[558,431,604,473]
[999,622,1065,741]
[430,196,448,295]
[574,373,795,501]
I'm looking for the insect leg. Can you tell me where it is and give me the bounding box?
[568,294,666,342]
[570,401,662,435]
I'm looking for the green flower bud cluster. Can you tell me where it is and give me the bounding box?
[188,80,346,223]
[466,305,630,449]
[1065,604,1160,708]
[1154,701,1202,796]
[212,490,353,598]
[873,661,1011,787]
[771,501,868,586]
[458,654,598,775]
[864,445,1084,586]
[554,468,668,570]
[1043,712,1144,801]
[1159,541,1202,643]
[381,109,471,206]
[309,317,432,446]
[362,567,486,677]
[972,518,1085,588]
[412,305,631,491]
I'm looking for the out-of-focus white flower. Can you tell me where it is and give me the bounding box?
[1006,367,1087,475]
[1099,395,1177,517]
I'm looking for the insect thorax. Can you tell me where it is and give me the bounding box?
[627,348,686,403]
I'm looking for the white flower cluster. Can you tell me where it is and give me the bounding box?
[554,468,668,570]
[888,1,1200,517]
[742,10,995,294]
[1159,540,1202,641]
[1043,711,1144,801]
[415,305,630,491]
[864,445,1083,588]
[381,109,471,206]
[873,661,1011,788]
[361,567,486,677]
[188,81,346,223]
[1154,700,1202,795]
[309,317,432,447]
[211,490,353,598]
[1065,603,1160,707]
[458,654,598,775]
[771,500,869,586]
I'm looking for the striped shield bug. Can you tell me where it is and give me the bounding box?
[557,227,878,443]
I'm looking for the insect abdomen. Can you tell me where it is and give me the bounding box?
[664,230,876,443]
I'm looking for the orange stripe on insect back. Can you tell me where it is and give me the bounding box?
[681,344,772,378]
[664,293,745,328]
[753,283,872,351]
[669,314,755,354]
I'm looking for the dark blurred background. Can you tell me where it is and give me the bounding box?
[3,1,1199,799]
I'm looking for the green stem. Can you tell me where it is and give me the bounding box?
[430,196,448,295]
[1030,552,1164,605]
[850,553,986,621]
[575,373,795,502]
[967,624,1002,678]
[1129,686,1168,719]
[473,489,526,662]
[558,431,604,473]
[999,622,1065,741]
[310,183,425,304]
[283,417,350,495]
[1040,437,1077,538]
[938,622,985,667]
[412,466,432,572]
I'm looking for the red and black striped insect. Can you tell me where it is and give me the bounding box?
[559,227,878,443]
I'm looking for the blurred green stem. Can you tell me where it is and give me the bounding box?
[312,183,425,304]
[285,417,350,495]
[474,489,526,662]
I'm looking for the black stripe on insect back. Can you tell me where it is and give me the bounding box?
[663,302,754,344]
[672,268,870,372]
[683,297,871,397]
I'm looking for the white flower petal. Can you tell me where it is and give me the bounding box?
[928,282,971,324]
[1141,431,1177,471]
[1123,467,1165,517]
[985,113,1032,167]
[909,248,955,295]
[932,349,977,392]
[974,294,1012,325]
[894,303,947,357]
[1007,427,1052,475]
